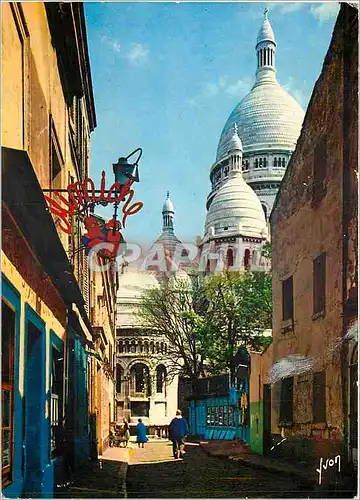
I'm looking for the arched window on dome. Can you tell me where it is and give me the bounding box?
[264,158,267,168]
[255,159,258,169]
[282,158,286,168]
[274,157,277,167]
[227,248,234,268]
[244,249,251,270]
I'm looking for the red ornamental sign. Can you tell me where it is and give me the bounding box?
[44,170,143,235]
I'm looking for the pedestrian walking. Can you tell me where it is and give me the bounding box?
[136,418,148,448]
[169,409,189,459]
[123,419,131,447]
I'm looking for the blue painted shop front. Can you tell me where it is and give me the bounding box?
[188,376,250,444]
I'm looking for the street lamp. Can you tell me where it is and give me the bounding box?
[113,148,142,186]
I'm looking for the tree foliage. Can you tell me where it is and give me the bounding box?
[138,270,272,382]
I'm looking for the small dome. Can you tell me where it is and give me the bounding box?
[205,173,267,238]
[227,123,243,153]
[162,191,174,213]
[257,12,276,46]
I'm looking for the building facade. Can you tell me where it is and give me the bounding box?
[115,195,183,433]
[270,2,358,482]
[1,2,116,496]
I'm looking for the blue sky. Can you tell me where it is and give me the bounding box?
[84,1,339,245]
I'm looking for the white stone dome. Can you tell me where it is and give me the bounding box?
[117,269,159,301]
[205,172,267,238]
[162,192,174,213]
[216,81,304,160]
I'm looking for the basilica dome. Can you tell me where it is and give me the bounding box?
[205,172,267,239]
[216,82,304,160]
[216,10,304,161]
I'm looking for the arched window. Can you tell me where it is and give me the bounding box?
[116,365,123,394]
[226,248,234,268]
[262,204,268,220]
[119,341,124,354]
[246,160,249,169]
[150,342,154,354]
[125,341,130,353]
[282,158,286,168]
[255,159,258,168]
[130,363,151,396]
[259,158,263,168]
[156,365,167,393]
[144,342,149,354]
[274,157,277,167]
[264,158,267,168]
[244,249,251,270]
[131,342,136,354]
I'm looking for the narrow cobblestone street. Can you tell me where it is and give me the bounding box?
[126,441,313,498]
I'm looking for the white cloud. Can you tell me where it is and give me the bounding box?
[203,82,220,97]
[268,2,305,14]
[310,2,340,24]
[126,43,149,65]
[225,78,250,98]
[112,42,121,53]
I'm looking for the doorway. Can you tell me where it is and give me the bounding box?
[24,316,46,495]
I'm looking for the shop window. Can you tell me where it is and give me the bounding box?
[313,371,326,423]
[282,276,294,321]
[279,377,293,424]
[51,342,64,456]
[313,137,327,204]
[313,253,326,316]
[2,301,15,488]
[156,365,167,393]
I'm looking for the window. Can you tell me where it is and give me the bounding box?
[313,137,327,204]
[2,301,15,488]
[51,343,64,456]
[279,377,293,424]
[227,248,234,268]
[274,157,277,167]
[130,363,151,396]
[255,159,258,168]
[244,249,251,270]
[282,158,286,168]
[262,205,268,220]
[282,276,294,321]
[313,372,326,423]
[116,365,123,394]
[313,253,326,316]
[156,365,167,393]
[259,158,263,168]
[264,158,267,168]
[50,118,64,191]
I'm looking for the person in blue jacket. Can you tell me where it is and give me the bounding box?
[136,418,148,448]
[169,409,189,459]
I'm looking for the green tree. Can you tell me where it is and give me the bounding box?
[202,270,272,381]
